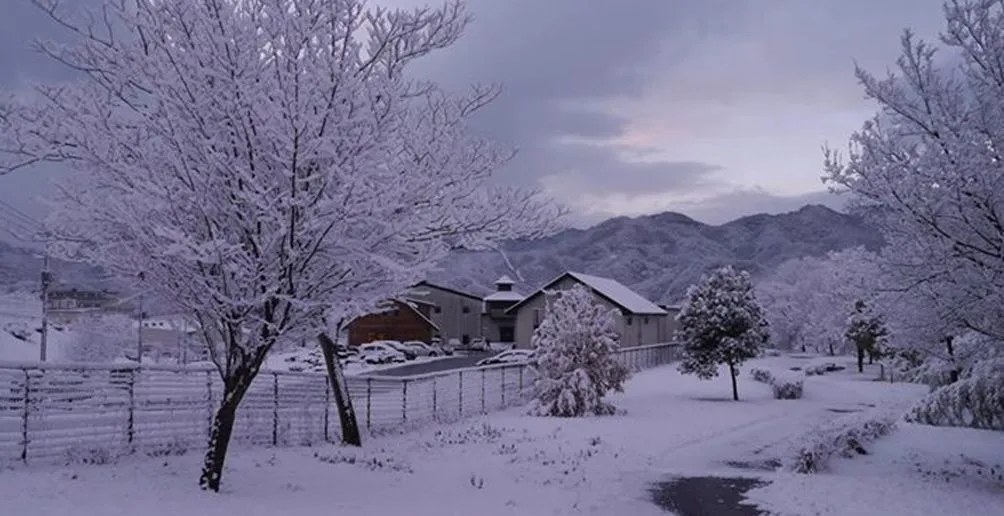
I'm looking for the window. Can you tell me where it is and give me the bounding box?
[462,306,470,314]
[626,316,633,326]
[643,316,649,324]
[532,308,542,328]
[434,306,442,313]
[462,335,470,344]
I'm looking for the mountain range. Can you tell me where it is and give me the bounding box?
[0,204,884,304]
[428,204,884,303]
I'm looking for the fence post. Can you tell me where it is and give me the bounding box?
[518,366,524,397]
[481,368,486,414]
[402,379,409,424]
[205,370,214,440]
[272,373,279,446]
[366,378,372,430]
[501,366,506,407]
[323,381,331,443]
[20,369,29,464]
[432,376,438,421]
[458,371,464,416]
[127,369,136,448]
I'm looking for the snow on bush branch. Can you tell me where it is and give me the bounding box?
[0,0,563,491]
[528,284,629,417]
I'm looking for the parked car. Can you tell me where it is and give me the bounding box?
[468,337,489,351]
[402,340,440,357]
[379,340,417,360]
[476,349,534,367]
[358,342,406,364]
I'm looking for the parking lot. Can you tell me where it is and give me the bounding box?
[362,351,493,377]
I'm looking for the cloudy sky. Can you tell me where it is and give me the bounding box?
[0,0,948,233]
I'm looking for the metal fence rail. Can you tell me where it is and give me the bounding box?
[0,342,680,465]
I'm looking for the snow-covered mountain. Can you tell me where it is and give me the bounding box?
[429,205,884,303]
[1,204,883,305]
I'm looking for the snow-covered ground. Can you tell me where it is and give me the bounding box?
[1,354,1000,516]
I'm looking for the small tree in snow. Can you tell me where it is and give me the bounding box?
[66,313,135,363]
[845,299,889,374]
[0,0,561,491]
[676,266,769,401]
[528,284,629,417]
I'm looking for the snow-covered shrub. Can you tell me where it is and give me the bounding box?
[2,320,33,341]
[528,284,629,417]
[677,266,769,401]
[66,314,136,363]
[787,414,897,473]
[771,376,804,399]
[750,368,774,384]
[905,370,1004,431]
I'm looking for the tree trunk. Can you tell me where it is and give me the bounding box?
[828,340,834,356]
[199,384,247,492]
[857,346,864,373]
[318,332,361,446]
[728,362,739,401]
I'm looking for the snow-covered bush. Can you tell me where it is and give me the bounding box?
[905,371,1004,431]
[787,414,898,473]
[677,266,769,401]
[528,284,629,417]
[750,368,774,384]
[771,376,804,400]
[2,320,32,342]
[66,314,136,363]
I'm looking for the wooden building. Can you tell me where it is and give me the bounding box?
[346,298,440,347]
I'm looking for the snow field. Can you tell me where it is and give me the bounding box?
[3,354,996,516]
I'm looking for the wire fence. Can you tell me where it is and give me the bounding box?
[0,342,680,466]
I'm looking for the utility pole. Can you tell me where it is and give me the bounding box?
[39,253,52,362]
[137,271,145,364]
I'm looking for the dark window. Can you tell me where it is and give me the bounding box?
[462,306,470,314]
[434,306,442,313]
[626,316,633,326]
[643,316,649,324]
[462,335,470,344]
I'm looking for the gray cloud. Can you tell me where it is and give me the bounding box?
[0,0,949,236]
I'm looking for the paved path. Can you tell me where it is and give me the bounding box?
[363,353,491,377]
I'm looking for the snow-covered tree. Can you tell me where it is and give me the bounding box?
[66,313,135,363]
[823,0,1004,342]
[528,284,629,417]
[677,266,769,401]
[0,0,561,491]
[844,299,889,374]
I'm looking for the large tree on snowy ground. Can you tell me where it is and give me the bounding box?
[676,266,769,401]
[0,0,561,492]
[529,284,629,417]
[823,0,1004,342]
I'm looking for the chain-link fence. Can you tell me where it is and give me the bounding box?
[0,342,680,465]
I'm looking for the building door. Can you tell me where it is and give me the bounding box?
[499,325,515,343]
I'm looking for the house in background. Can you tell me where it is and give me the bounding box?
[137,314,204,363]
[481,275,523,345]
[506,271,669,349]
[47,287,129,324]
[346,298,439,347]
[658,304,683,340]
[407,281,482,346]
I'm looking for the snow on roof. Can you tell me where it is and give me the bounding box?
[566,272,668,315]
[483,290,523,302]
[494,275,516,285]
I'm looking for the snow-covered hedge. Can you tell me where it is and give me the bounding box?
[750,368,774,384]
[771,376,804,400]
[905,371,1004,431]
[804,362,844,376]
[786,414,898,473]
